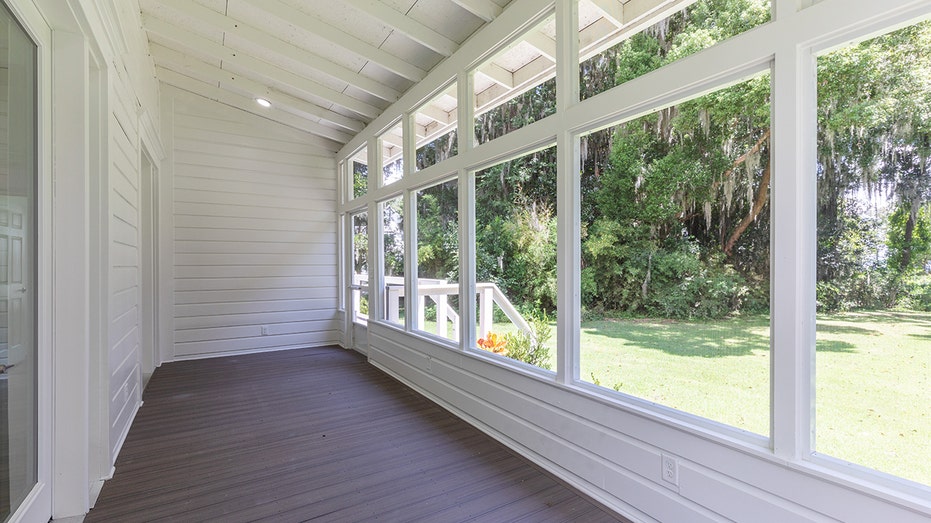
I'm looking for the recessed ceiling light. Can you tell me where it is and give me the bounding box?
[255,97,272,108]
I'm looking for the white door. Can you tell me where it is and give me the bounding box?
[0,2,38,520]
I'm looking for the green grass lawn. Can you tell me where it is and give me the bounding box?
[577,311,929,487]
[460,310,929,487]
[814,311,930,486]
[580,315,771,436]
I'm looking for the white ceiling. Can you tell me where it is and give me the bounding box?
[141,0,686,153]
[141,0,512,151]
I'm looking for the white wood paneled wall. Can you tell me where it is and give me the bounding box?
[167,89,340,359]
[107,65,145,463]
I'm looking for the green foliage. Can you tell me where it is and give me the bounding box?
[475,79,556,144]
[583,218,761,319]
[476,148,558,314]
[816,198,889,311]
[416,181,459,282]
[352,161,367,199]
[887,204,931,275]
[359,294,369,315]
[383,197,404,277]
[416,132,458,170]
[503,313,553,370]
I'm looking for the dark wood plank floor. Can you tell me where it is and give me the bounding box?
[85,346,627,522]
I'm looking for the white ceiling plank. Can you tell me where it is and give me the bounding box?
[344,0,459,56]
[144,15,383,119]
[240,0,429,82]
[151,44,363,136]
[158,68,345,151]
[148,0,401,103]
[450,0,502,22]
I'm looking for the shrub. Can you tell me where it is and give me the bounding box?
[502,313,553,369]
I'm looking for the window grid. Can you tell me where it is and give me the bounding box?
[335,0,931,499]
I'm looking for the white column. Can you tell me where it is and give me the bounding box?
[556,0,580,384]
[771,0,815,460]
[51,29,91,517]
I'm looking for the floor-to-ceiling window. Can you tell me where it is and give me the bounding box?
[337,1,931,516]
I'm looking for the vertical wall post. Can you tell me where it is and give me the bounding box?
[771,0,815,460]
[556,0,580,384]
[51,28,90,518]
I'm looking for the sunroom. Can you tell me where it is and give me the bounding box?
[1,0,930,521]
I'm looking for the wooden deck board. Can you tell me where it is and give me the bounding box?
[85,346,627,522]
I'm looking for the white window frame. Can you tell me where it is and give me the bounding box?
[336,0,931,509]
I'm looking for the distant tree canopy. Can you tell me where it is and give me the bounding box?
[414,0,931,320]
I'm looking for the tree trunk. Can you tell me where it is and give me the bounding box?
[725,162,771,256]
[899,199,921,271]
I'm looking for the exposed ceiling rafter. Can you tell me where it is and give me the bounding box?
[343,0,459,57]
[451,0,503,22]
[158,67,345,152]
[239,0,429,83]
[144,15,384,120]
[151,0,402,103]
[151,44,364,136]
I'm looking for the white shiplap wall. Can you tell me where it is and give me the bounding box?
[108,65,144,462]
[108,64,142,461]
[167,89,339,359]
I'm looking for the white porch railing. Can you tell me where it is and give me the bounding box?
[351,273,531,339]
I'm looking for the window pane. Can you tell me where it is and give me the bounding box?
[352,212,368,323]
[474,14,556,145]
[351,146,368,200]
[381,123,403,186]
[816,22,931,486]
[416,180,459,341]
[474,146,557,370]
[415,85,458,171]
[579,0,771,101]
[579,73,772,435]
[383,196,405,326]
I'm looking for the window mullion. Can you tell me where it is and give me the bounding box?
[403,113,417,331]
[555,0,580,384]
[556,131,580,384]
[369,200,385,324]
[771,39,817,460]
[459,167,475,351]
[458,70,476,351]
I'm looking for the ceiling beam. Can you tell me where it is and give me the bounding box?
[415,104,454,126]
[450,0,502,22]
[144,15,383,120]
[587,0,625,28]
[147,0,401,103]
[343,0,458,57]
[524,31,557,62]
[581,0,697,60]
[622,0,691,24]
[157,68,345,151]
[476,62,514,88]
[151,44,362,137]
[240,0,428,82]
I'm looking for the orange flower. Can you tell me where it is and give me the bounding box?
[477,332,508,355]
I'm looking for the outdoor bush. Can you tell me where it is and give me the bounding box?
[502,313,553,369]
[582,220,757,319]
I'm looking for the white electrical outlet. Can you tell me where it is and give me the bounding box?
[261,325,269,336]
[661,454,679,486]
